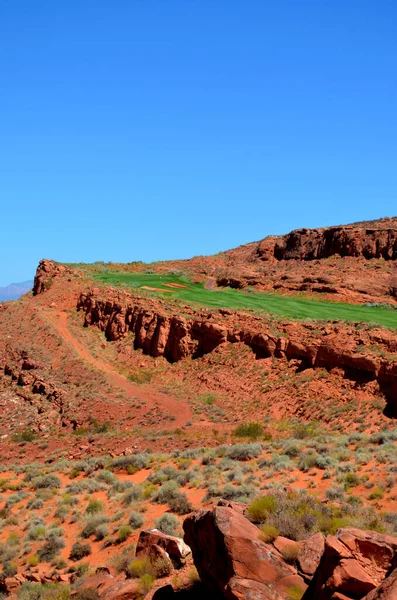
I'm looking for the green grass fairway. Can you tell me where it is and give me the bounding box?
[92,271,397,329]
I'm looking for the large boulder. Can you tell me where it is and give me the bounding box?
[183,506,307,600]
[303,527,397,600]
[136,529,191,566]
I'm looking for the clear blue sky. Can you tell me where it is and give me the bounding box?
[1,1,396,286]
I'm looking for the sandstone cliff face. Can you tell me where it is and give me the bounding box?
[257,227,397,261]
[77,290,397,410]
[33,259,75,295]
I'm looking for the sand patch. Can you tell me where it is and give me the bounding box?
[164,282,188,289]
[141,286,174,293]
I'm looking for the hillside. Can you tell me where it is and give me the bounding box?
[1,218,397,598]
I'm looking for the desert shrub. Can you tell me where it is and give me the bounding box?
[27,497,44,510]
[142,483,157,500]
[343,473,361,489]
[152,555,172,577]
[259,454,293,473]
[28,526,46,541]
[368,487,384,500]
[111,454,149,472]
[54,505,69,522]
[28,554,39,567]
[148,466,180,484]
[266,513,306,541]
[37,537,65,562]
[153,481,180,504]
[260,525,279,543]
[2,561,17,578]
[95,524,109,541]
[280,544,299,565]
[154,513,179,536]
[129,512,144,530]
[326,486,346,501]
[32,475,61,490]
[283,444,300,458]
[66,480,105,495]
[117,525,132,542]
[139,574,156,595]
[69,542,91,561]
[292,420,319,439]
[168,493,193,515]
[96,470,118,485]
[128,556,154,578]
[111,546,136,574]
[318,516,353,535]
[176,470,194,487]
[221,483,256,503]
[247,496,277,523]
[122,486,142,505]
[81,515,109,538]
[225,443,262,461]
[233,422,263,440]
[86,499,103,515]
[18,583,70,600]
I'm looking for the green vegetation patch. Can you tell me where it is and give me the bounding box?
[91,271,397,328]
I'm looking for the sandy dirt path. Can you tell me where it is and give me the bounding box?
[49,311,192,427]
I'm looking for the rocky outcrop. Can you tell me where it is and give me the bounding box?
[33,259,75,295]
[256,225,397,262]
[77,290,397,409]
[183,508,397,600]
[303,527,397,600]
[183,505,307,600]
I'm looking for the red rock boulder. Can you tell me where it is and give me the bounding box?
[303,527,397,600]
[183,506,307,600]
[136,529,191,567]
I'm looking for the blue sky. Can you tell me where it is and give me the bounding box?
[1,1,396,286]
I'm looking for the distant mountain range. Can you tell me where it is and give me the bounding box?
[0,281,33,302]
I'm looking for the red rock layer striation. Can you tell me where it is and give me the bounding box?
[76,290,397,411]
[256,224,397,261]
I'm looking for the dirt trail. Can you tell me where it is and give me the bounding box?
[50,311,192,427]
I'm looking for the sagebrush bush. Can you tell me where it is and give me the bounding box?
[37,537,65,562]
[81,515,109,538]
[111,454,149,471]
[225,443,262,461]
[69,542,91,561]
[117,525,132,542]
[32,475,61,490]
[129,512,144,530]
[154,513,179,536]
[86,499,103,515]
[233,422,263,440]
